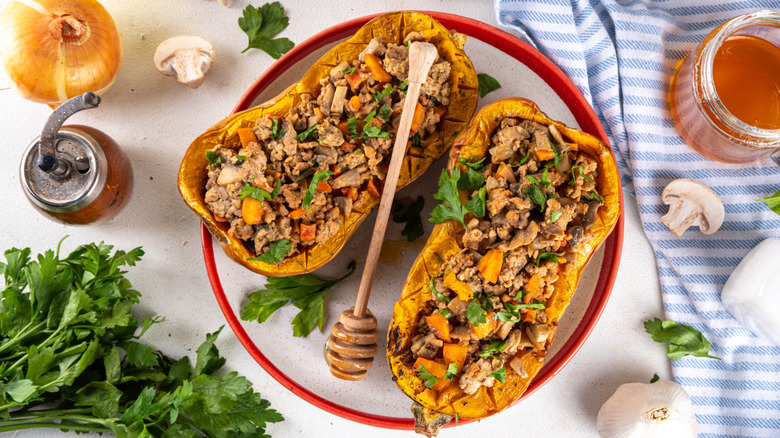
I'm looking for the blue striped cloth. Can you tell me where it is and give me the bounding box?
[494,0,780,436]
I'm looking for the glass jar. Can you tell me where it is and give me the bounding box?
[670,10,780,164]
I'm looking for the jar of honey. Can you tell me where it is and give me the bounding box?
[670,10,780,164]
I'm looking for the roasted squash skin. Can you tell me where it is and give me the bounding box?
[387,98,621,420]
[178,12,478,276]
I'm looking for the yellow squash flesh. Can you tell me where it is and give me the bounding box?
[387,98,621,420]
[178,11,478,276]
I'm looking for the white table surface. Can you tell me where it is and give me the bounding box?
[0,0,671,437]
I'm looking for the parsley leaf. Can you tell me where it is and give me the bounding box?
[571,165,595,184]
[757,189,780,216]
[434,252,443,263]
[430,168,487,228]
[410,132,421,147]
[550,210,562,222]
[459,157,486,172]
[302,170,334,211]
[522,185,548,212]
[362,125,390,139]
[429,274,449,303]
[296,123,318,142]
[417,365,438,388]
[343,66,357,74]
[235,155,246,165]
[270,118,285,139]
[479,340,507,358]
[242,261,356,336]
[238,2,295,59]
[644,318,721,360]
[392,196,425,242]
[466,300,487,327]
[364,109,376,125]
[438,309,453,319]
[444,363,458,380]
[399,79,409,92]
[518,150,532,165]
[239,178,281,206]
[650,373,660,383]
[584,192,605,204]
[550,140,560,168]
[373,84,394,104]
[347,117,359,137]
[247,239,291,264]
[379,104,393,122]
[206,151,222,167]
[536,252,559,266]
[477,73,502,98]
[488,365,506,384]
[457,168,486,191]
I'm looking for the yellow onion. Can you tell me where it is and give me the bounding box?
[0,0,122,106]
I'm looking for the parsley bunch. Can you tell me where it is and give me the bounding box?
[0,240,283,436]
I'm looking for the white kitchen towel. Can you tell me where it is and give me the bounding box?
[495,0,780,437]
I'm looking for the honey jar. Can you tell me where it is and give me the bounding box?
[20,92,133,225]
[670,10,780,164]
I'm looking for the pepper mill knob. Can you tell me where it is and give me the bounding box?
[326,308,378,381]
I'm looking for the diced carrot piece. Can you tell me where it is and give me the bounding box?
[289,208,305,220]
[426,313,451,342]
[313,107,324,122]
[475,249,504,284]
[436,383,462,407]
[442,343,468,373]
[338,120,350,136]
[342,187,358,201]
[434,105,447,119]
[300,223,316,242]
[522,309,537,323]
[213,214,229,223]
[348,95,362,112]
[523,272,543,304]
[471,312,497,339]
[363,53,393,82]
[342,142,355,153]
[443,272,473,302]
[366,179,380,198]
[317,181,332,193]
[345,70,367,89]
[237,128,256,148]
[329,165,342,177]
[413,358,450,392]
[410,103,426,135]
[534,149,555,161]
[241,198,264,225]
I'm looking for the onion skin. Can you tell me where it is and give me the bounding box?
[0,0,122,106]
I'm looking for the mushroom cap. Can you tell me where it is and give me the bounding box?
[153,36,215,88]
[661,178,724,237]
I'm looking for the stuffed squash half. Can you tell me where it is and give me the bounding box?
[387,98,621,431]
[178,11,478,276]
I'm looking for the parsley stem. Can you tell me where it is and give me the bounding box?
[0,422,110,434]
[0,321,46,355]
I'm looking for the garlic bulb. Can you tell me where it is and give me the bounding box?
[0,0,122,106]
[597,380,698,438]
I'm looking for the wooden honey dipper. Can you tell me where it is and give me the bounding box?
[326,42,438,381]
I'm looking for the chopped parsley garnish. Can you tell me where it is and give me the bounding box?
[410,132,421,147]
[757,189,780,216]
[247,239,291,264]
[235,155,247,165]
[479,340,507,358]
[550,210,562,222]
[526,175,540,185]
[239,178,281,206]
[444,363,458,380]
[347,117,359,136]
[392,196,425,242]
[417,365,438,388]
[430,168,487,228]
[644,318,720,360]
[584,192,605,204]
[238,2,295,59]
[270,118,285,139]
[466,300,487,327]
[343,66,357,74]
[429,274,449,303]
[650,373,660,383]
[364,109,376,125]
[242,261,356,337]
[549,139,560,168]
[373,84,394,104]
[571,165,595,184]
[348,114,390,140]
[438,309,453,319]
[296,123,318,142]
[379,104,392,122]
[477,73,502,98]
[519,150,532,165]
[488,365,506,384]
[362,125,390,139]
[206,151,222,167]
[459,156,486,172]
[522,185,548,212]
[507,300,546,311]
[399,79,409,92]
[493,311,521,323]
[434,252,443,263]
[302,170,334,211]
[536,252,560,266]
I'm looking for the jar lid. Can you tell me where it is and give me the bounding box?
[20,127,108,213]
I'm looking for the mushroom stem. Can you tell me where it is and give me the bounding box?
[661,198,701,237]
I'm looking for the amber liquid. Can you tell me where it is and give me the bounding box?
[713,35,780,129]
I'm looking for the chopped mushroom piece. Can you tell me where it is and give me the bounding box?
[661,179,725,237]
[154,36,215,88]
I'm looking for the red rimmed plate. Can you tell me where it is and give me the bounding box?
[201,11,625,430]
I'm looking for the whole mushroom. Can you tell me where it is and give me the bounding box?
[154,36,215,89]
[660,179,724,237]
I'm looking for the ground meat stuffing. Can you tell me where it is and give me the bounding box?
[204,36,452,261]
[412,117,604,396]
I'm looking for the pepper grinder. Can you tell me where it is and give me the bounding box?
[20,92,133,225]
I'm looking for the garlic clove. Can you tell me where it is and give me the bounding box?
[597,380,698,438]
[153,36,215,89]
[721,238,780,346]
